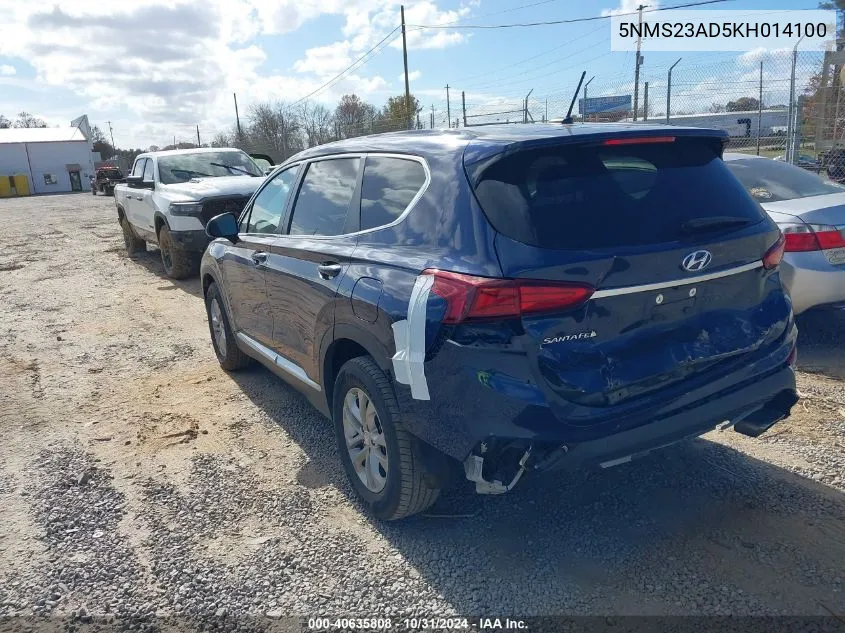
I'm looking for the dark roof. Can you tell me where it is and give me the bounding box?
[289,123,728,165]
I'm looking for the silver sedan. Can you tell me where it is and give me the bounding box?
[725,152,845,314]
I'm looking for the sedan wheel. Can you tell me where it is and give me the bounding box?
[342,387,388,493]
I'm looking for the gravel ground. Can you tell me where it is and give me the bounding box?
[0,193,844,630]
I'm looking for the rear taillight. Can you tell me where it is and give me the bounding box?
[778,222,845,252]
[763,234,785,270]
[602,136,675,146]
[422,269,594,324]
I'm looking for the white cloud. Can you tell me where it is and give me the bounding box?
[294,41,352,76]
[0,0,469,147]
[399,70,421,82]
[0,64,15,76]
[601,0,660,17]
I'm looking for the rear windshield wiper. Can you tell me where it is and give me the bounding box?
[680,216,754,234]
[209,162,255,176]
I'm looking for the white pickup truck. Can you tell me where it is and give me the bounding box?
[114,148,273,278]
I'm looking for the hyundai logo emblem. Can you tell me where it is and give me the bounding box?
[682,250,712,272]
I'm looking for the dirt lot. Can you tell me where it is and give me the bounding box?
[0,193,844,627]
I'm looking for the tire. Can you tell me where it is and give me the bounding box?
[120,216,146,256]
[333,356,440,520]
[158,225,199,279]
[92,189,96,196]
[205,282,251,371]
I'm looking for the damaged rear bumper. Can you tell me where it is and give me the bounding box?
[461,366,797,493]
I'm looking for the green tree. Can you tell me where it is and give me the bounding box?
[378,94,422,132]
[90,125,115,159]
[0,114,10,129]
[726,97,760,112]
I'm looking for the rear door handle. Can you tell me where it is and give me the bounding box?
[318,263,342,279]
[252,252,268,265]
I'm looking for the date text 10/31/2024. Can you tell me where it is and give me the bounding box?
[307,617,529,630]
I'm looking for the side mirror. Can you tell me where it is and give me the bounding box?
[126,176,154,190]
[206,213,239,242]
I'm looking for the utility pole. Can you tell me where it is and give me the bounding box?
[233,93,242,139]
[666,57,681,124]
[173,135,176,147]
[445,85,451,128]
[106,121,115,149]
[583,76,595,122]
[430,104,435,129]
[462,91,467,127]
[196,125,201,147]
[401,6,412,130]
[643,82,649,121]
[632,4,646,121]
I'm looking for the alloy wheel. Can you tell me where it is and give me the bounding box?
[342,387,388,493]
[209,298,226,354]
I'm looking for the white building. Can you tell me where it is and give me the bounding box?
[0,118,95,194]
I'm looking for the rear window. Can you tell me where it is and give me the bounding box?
[470,138,766,250]
[726,157,845,203]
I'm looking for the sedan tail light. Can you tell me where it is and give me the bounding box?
[777,222,845,252]
[422,269,594,324]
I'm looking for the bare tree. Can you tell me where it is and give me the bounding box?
[299,102,335,148]
[247,102,303,161]
[0,114,10,129]
[14,111,47,128]
[708,102,725,113]
[334,94,377,138]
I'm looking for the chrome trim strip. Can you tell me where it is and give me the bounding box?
[591,261,764,299]
[236,332,321,392]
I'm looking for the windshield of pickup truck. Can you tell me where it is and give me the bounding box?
[158,151,263,184]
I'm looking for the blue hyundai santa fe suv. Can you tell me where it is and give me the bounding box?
[200,124,799,520]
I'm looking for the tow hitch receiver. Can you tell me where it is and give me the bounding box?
[464,446,532,495]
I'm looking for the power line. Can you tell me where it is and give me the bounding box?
[289,26,401,107]
[464,37,606,90]
[450,23,605,85]
[410,0,732,29]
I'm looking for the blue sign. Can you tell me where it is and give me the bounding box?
[579,95,632,114]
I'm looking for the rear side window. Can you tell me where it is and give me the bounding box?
[288,158,360,236]
[470,139,766,250]
[360,157,427,231]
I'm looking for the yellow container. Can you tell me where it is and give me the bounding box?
[12,174,30,196]
[0,176,11,198]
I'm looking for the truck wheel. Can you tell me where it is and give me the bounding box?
[121,217,145,256]
[205,282,251,371]
[158,225,198,279]
[333,356,440,521]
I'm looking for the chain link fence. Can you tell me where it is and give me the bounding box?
[179,49,841,175]
[455,50,836,170]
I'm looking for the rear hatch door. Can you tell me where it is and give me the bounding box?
[467,132,789,413]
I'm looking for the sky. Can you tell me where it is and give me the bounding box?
[0,0,826,149]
